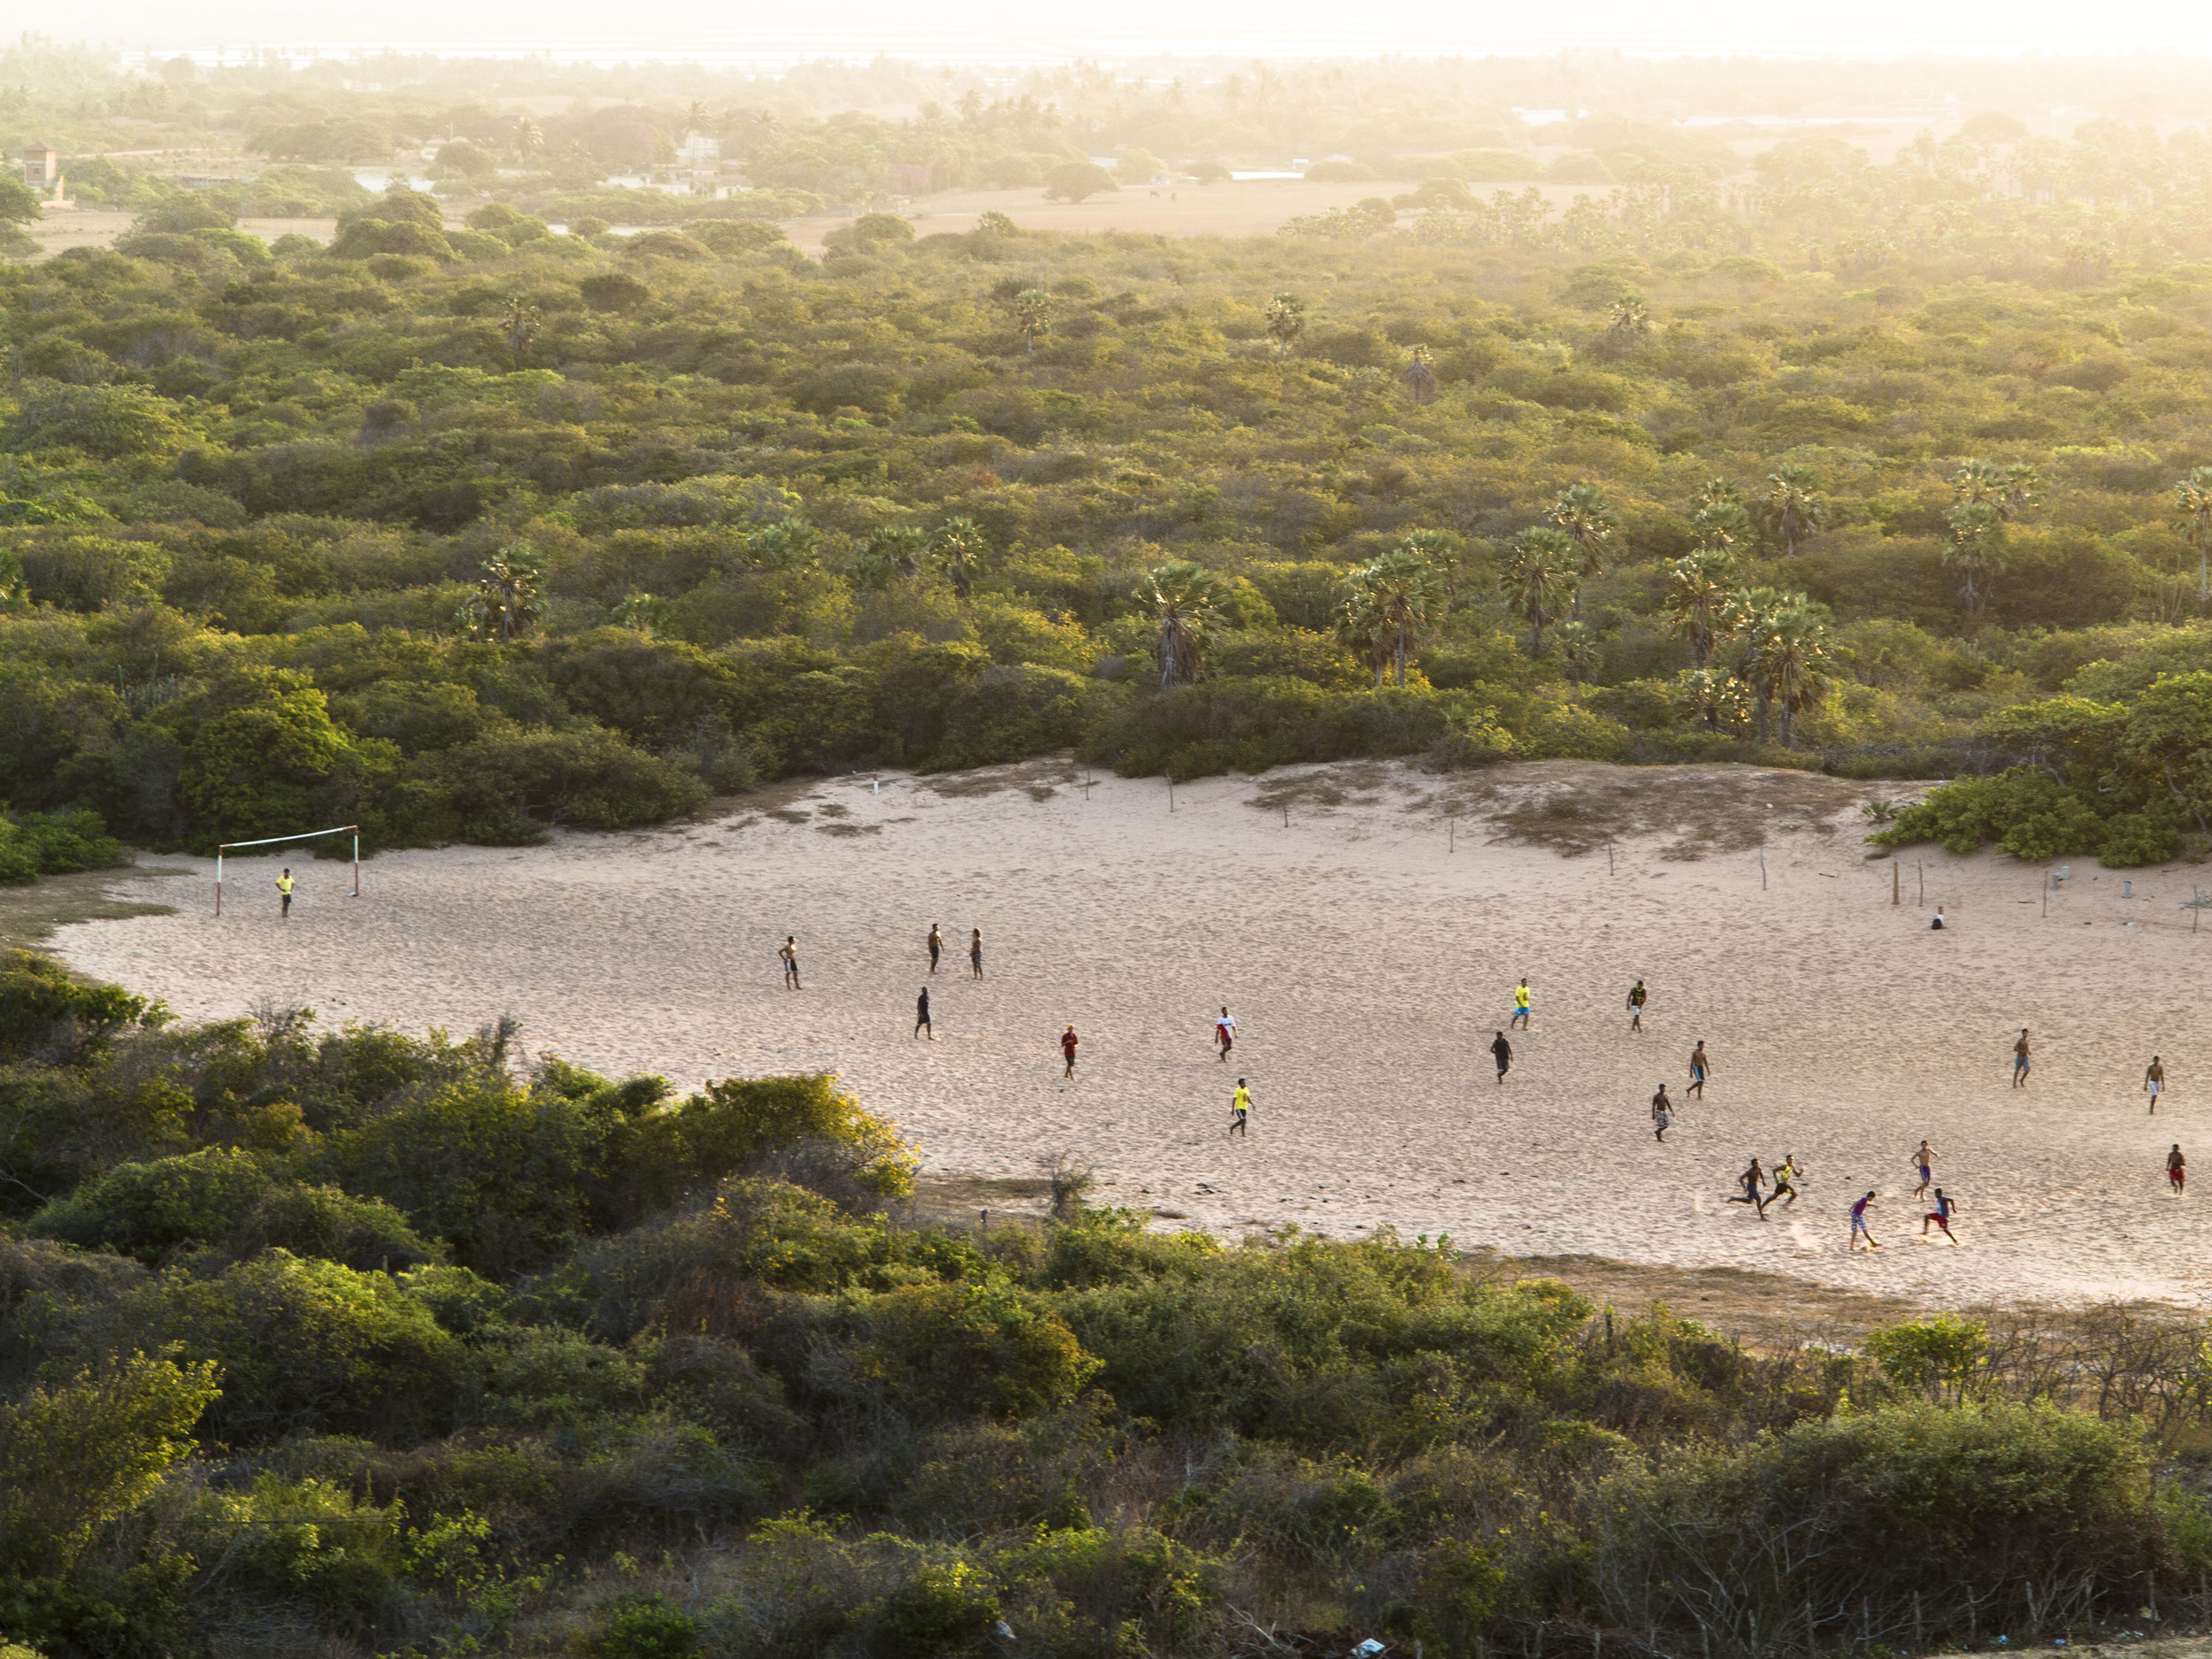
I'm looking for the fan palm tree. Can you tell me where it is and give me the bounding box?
[680,98,710,138]
[1951,457,2002,509]
[1693,477,1743,513]
[1664,547,1739,667]
[1999,463,2042,520]
[511,115,544,165]
[1137,561,1222,687]
[1394,528,1460,599]
[1673,666,1751,733]
[1012,288,1052,355]
[1553,621,1600,685]
[499,291,541,370]
[1748,601,1834,745]
[933,516,990,603]
[1400,344,1438,403]
[1606,290,1652,353]
[1344,546,1447,687]
[1691,500,1752,553]
[1263,291,1306,357]
[1758,465,1827,557]
[855,525,931,588]
[2175,466,2212,615]
[748,518,822,571]
[1942,500,2005,614]
[1504,527,1580,657]
[1543,482,1617,616]
[459,543,544,644]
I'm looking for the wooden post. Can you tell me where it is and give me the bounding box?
[1608,833,1615,874]
[1759,849,1767,890]
[1893,862,1900,905]
[1918,859,1924,905]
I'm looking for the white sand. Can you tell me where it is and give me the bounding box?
[50,758,2212,1311]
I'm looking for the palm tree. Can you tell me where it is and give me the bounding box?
[511,115,544,165]
[1693,477,1742,513]
[1543,482,1617,616]
[1606,290,1652,353]
[1758,465,1827,557]
[680,98,710,138]
[1394,527,1460,600]
[459,543,543,644]
[1137,561,1222,687]
[1343,546,1447,687]
[1663,547,1739,667]
[856,525,931,588]
[1012,288,1052,355]
[933,517,990,602]
[499,291,541,370]
[1999,463,2042,520]
[2174,467,2212,615]
[1748,601,1833,745]
[748,519,822,570]
[1721,585,1787,735]
[1400,344,1438,403]
[1504,527,1580,657]
[1942,500,2005,614]
[1553,621,1600,685]
[1263,291,1306,357]
[1673,667,1751,733]
[1691,500,1752,553]
[1951,457,2001,509]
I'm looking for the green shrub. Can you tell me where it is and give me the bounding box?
[27,1148,273,1261]
[0,810,127,885]
[1873,772,2108,858]
[411,727,709,842]
[1085,680,1456,781]
[592,1591,702,1658]
[870,1560,1001,1655]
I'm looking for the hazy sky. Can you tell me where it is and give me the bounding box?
[50,0,2212,57]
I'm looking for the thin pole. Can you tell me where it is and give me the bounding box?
[2043,873,2048,918]
[353,833,360,898]
[1449,817,1455,852]
[1919,859,1924,905]
[1759,849,1767,890]
[1893,862,1900,905]
[1169,779,1174,812]
[215,848,222,915]
[1607,833,1614,875]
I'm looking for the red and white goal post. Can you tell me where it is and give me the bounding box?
[214,826,360,915]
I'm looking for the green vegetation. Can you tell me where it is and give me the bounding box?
[12,52,2212,868]
[6,946,2212,1655]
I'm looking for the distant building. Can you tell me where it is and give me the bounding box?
[22,142,61,200]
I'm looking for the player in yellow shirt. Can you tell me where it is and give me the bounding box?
[1229,1079,1252,1138]
[275,868,294,919]
[1510,979,1531,1030]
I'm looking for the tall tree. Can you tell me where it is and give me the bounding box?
[1543,482,1617,617]
[499,291,540,371]
[1553,621,1600,685]
[1751,601,1834,745]
[1606,290,1653,353]
[1504,527,1580,657]
[2174,466,2212,616]
[459,544,543,644]
[1012,288,1052,356]
[1343,546,1447,687]
[1758,465,1827,557]
[1664,548,1740,668]
[932,517,990,602]
[1263,292,1306,357]
[1942,500,2005,615]
[1137,561,1222,687]
[1400,344,1438,403]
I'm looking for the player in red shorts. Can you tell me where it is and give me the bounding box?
[2169,1144,2186,1197]
[1214,1006,1234,1062]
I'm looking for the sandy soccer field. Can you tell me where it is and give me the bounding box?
[50,757,2212,1311]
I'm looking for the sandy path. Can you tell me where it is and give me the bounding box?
[51,759,2212,1311]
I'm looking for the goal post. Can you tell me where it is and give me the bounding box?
[215,826,359,915]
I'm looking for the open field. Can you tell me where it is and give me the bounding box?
[50,757,2212,1312]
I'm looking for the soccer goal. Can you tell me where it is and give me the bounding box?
[215,826,361,915]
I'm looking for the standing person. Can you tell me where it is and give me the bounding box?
[1910,1140,1938,1199]
[1727,1156,1768,1217]
[1923,1187,1960,1243]
[1687,1041,1709,1099]
[1627,979,1647,1032]
[1060,1024,1079,1079]
[1229,1079,1251,1138]
[927,925,942,974]
[1510,979,1532,1030]
[2169,1143,2187,1197]
[2012,1028,2032,1088]
[914,987,932,1041]
[1215,1006,1235,1063]
[1651,1082,1672,1141]
[1849,1190,1880,1250]
[275,867,294,919]
[780,937,800,990]
[2147,1056,2166,1114]
[1770,1154,1804,1209]
[969,928,985,979]
[1491,1030,1512,1083]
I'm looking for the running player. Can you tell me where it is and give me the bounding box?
[276,868,294,918]
[780,936,800,990]
[1910,1140,1937,1199]
[1922,1187,1959,1244]
[2170,1144,2187,1196]
[2012,1028,2031,1088]
[1510,979,1532,1030]
[1229,1079,1252,1138]
[1727,1156,1768,1217]
[1687,1041,1709,1098]
[1627,979,1647,1032]
[928,925,942,974]
[2147,1056,2166,1114]
[1491,1030,1512,1083]
[915,987,932,1040]
[1061,1024,1079,1079]
[970,928,985,979]
[1849,1190,1880,1250]
[1215,1007,1235,1062]
[1651,1084,1672,1141]
[1770,1154,1804,1208]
